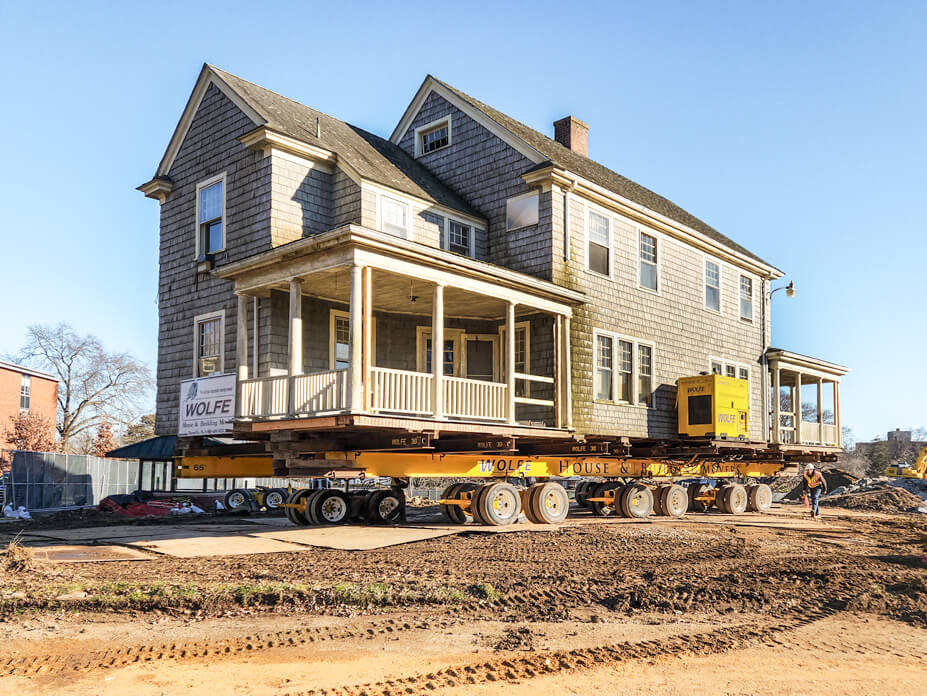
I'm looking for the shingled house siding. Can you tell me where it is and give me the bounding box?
[269,153,334,245]
[332,169,361,227]
[155,84,270,435]
[551,192,766,439]
[397,93,537,272]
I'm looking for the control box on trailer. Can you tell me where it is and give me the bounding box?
[677,374,749,439]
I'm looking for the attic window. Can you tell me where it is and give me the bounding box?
[414,116,452,157]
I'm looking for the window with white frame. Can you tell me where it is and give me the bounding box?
[330,310,376,370]
[710,358,750,384]
[196,174,225,257]
[426,338,455,375]
[415,117,451,156]
[740,275,754,321]
[447,220,471,255]
[705,259,721,312]
[194,312,224,377]
[595,330,655,406]
[710,360,723,375]
[499,322,530,397]
[19,374,30,412]
[587,210,611,276]
[506,192,539,230]
[380,196,409,238]
[639,232,658,291]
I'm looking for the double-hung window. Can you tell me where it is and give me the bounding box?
[740,275,754,321]
[380,196,409,238]
[19,374,31,412]
[595,330,655,406]
[332,314,350,370]
[196,174,225,257]
[710,358,750,385]
[415,117,451,156]
[587,210,611,276]
[447,220,471,255]
[639,232,658,291]
[705,260,721,312]
[425,338,455,376]
[194,312,224,377]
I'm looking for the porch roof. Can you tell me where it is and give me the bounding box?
[215,225,585,317]
[766,348,850,379]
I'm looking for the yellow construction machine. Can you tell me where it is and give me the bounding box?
[885,445,927,479]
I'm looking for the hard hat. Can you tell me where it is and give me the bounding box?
[804,463,815,471]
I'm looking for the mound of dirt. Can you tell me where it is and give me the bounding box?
[785,468,859,500]
[493,626,536,651]
[822,486,924,513]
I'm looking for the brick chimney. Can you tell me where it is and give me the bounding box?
[553,116,589,157]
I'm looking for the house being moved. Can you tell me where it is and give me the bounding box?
[139,65,848,483]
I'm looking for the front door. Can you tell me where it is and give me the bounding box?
[464,336,497,382]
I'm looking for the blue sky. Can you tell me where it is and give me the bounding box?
[0,1,923,441]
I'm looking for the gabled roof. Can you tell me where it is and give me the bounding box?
[149,65,479,218]
[392,75,775,269]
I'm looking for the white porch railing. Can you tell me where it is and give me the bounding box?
[443,376,507,421]
[238,375,289,418]
[799,421,838,447]
[370,367,433,414]
[292,369,348,414]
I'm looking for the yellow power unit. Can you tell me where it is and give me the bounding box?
[677,374,749,439]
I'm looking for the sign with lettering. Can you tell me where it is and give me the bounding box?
[178,373,236,436]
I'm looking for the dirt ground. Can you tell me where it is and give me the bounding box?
[1,502,925,695]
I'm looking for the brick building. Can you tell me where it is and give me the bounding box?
[0,360,58,447]
[139,65,847,457]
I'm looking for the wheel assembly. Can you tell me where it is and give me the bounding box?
[619,483,653,519]
[747,482,773,512]
[440,482,477,524]
[285,489,313,526]
[715,485,733,514]
[262,488,287,510]
[661,484,688,517]
[366,489,404,524]
[477,482,522,526]
[310,489,350,525]
[687,483,711,513]
[528,482,569,524]
[590,482,621,517]
[223,488,251,511]
[726,483,748,514]
[574,480,596,508]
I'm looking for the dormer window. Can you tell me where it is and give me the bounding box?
[414,116,452,157]
[196,173,226,257]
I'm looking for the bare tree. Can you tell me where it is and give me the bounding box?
[11,324,153,452]
[3,413,58,453]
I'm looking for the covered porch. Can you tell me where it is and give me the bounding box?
[219,226,582,430]
[767,349,849,448]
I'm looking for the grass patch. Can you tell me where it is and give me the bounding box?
[468,582,500,601]
[2,538,34,573]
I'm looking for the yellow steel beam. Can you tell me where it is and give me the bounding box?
[175,452,785,480]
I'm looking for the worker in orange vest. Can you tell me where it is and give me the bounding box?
[801,463,828,519]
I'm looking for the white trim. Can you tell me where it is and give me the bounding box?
[194,171,227,258]
[498,321,530,396]
[193,309,226,377]
[584,206,613,278]
[461,333,500,381]
[593,328,655,407]
[362,180,487,230]
[413,115,452,158]
[703,255,723,314]
[637,229,661,296]
[156,66,265,178]
[376,192,411,240]
[330,309,376,370]
[416,326,465,375]
[444,217,477,257]
[709,356,752,385]
[0,360,58,382]
[390,77,546,164]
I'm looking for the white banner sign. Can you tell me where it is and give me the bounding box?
[178,373,236,437]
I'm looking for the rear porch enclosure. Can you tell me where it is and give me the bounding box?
[768,350,847,448]
[234,263,573,429]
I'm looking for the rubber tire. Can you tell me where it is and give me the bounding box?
[716,485,733,514]
[748,483,773,513]
[522,485,541,523]
[440,483,466,524]
[304,489,326,525]
[469,485,489,525]
[263,488,287,510]
[575,481,595,508]
[530,482,570,524]
[591,482,623,517]
[688,484,710,513]
[224,488,251,511]
[727,484,748,515]
[285,489,313,526]
[457,483,478,523]
[479,482,522,526]
[310,489,350,525]
[620,484,653,519]
[662,484,688,518]
[654,485,671,516]
[366,489,404,524]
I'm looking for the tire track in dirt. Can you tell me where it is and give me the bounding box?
[286,608,839,696]
[1,617,461,678]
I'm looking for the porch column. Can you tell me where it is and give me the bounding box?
[793,372,802,444]
[834,381,842,448]
[287,278,302,415]
[432,283,445,420]
[236,293,249,382]
[363,267,373,411]
[348,264,364,412]
[553,315,562,428]
[772,366,781,444]
[817,377,824,445]
[505,301,516,425]
[251,296,259,378]
[562,315,573,429]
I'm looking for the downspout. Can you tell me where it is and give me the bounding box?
[563,177,576,262]
[761,277,770,442]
